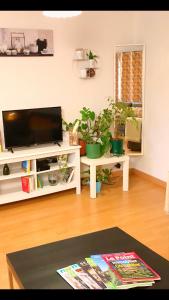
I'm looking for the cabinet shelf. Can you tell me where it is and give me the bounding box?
[0,171,35,181]
[0,145,81,205]
[36,163,75,175]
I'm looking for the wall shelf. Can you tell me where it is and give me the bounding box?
[73,48,99,79]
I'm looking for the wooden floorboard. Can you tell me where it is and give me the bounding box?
[0,173,169,289]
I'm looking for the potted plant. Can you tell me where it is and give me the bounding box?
[108,98,137,155]
[82,167,111,193]
[62,118,86,155]
[86,50,98,68]
[62,118,79,146]
[78,106,112,159]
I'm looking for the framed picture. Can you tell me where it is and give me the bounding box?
[11,32,25,51]
[0,28,54,56]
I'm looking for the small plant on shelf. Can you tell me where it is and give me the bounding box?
[86,50,98,62]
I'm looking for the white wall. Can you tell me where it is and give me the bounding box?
[2,11,168,183]
[131,11,169,182]
[0,11,136,117]
[0,11,135,143]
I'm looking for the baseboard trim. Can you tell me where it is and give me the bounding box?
[131,168,166,188]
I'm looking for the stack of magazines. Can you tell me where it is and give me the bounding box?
[56,251,161,289]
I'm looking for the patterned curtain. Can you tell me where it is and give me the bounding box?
[115,50,142,103]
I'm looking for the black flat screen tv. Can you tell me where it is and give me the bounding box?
[2,107,63,149]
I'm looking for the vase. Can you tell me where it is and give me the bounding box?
[48,172,58,186]
[3,164,10,175]
[96,181,102,193]
[89,59,95,68]
[86,143,102,159]
[69,130,79,146]
[110,139,124,156]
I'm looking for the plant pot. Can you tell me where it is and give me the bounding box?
[110,139,124,156]
[87,180,102,193]
[86,143,102,159]
[69,130,78,146]
[79,139,86,156]
[89,59,95,68]
[96,181,102,193]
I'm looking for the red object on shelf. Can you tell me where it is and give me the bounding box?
[21,176,32,193]
[79,139,86,156]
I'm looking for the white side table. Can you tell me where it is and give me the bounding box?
[80,155,129,198]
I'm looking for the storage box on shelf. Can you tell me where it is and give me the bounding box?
[0,145,81,205]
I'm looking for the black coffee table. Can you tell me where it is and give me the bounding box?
[6,227,169,289]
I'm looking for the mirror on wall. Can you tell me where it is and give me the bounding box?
[114,44,145,156]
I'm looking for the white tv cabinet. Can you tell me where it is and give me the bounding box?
[0,144,81,205]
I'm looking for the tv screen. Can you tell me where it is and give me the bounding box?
[2,107,63,149]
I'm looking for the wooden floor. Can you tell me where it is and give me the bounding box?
[0,173,169,289]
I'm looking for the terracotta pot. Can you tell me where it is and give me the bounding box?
[79,139,86,156]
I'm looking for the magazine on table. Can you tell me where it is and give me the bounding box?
[70,263,103,289]
[57,266,89,289]
[102,252,161,283]
[90,255,154,289]
[79,260,107,289]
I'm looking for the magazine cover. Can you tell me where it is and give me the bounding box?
[70,263,103,289]
[90,254,153,289]
[57,266,89,289]
[85,256,117,289]
[79,259,107,289]
[102,252,161,283]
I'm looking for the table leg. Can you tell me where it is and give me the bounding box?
[90,165,96,198]
[123,157,129,191]
[8,267,14,289]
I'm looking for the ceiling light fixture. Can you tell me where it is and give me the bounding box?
[42,11,82,18]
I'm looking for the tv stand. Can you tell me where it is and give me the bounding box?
[0,145,81,205]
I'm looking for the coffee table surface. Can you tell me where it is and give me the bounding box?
[6,227,169,289]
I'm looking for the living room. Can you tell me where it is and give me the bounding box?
[0,11,169,290]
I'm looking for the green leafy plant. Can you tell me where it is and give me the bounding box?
[77,106,113,155]
[62,119,79,132]
[107,98,137,139]
[86,50,98,62]
[82,167,112,184]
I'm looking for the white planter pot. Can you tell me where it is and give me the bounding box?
[75,49,84,60]
[80,68,87,78]
[89,59,95,68]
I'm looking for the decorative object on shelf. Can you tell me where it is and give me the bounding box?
[68,120,79,146]
[48,172,59,186]
[87,68,95,78]
[3,163,10,175]
[80,68,87,79]
[57,154,68,168]
[74,48,84,60]
[86,50,98,68]
[42,11,82,18]
[0,28,54,56]
[62,119,79,146]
